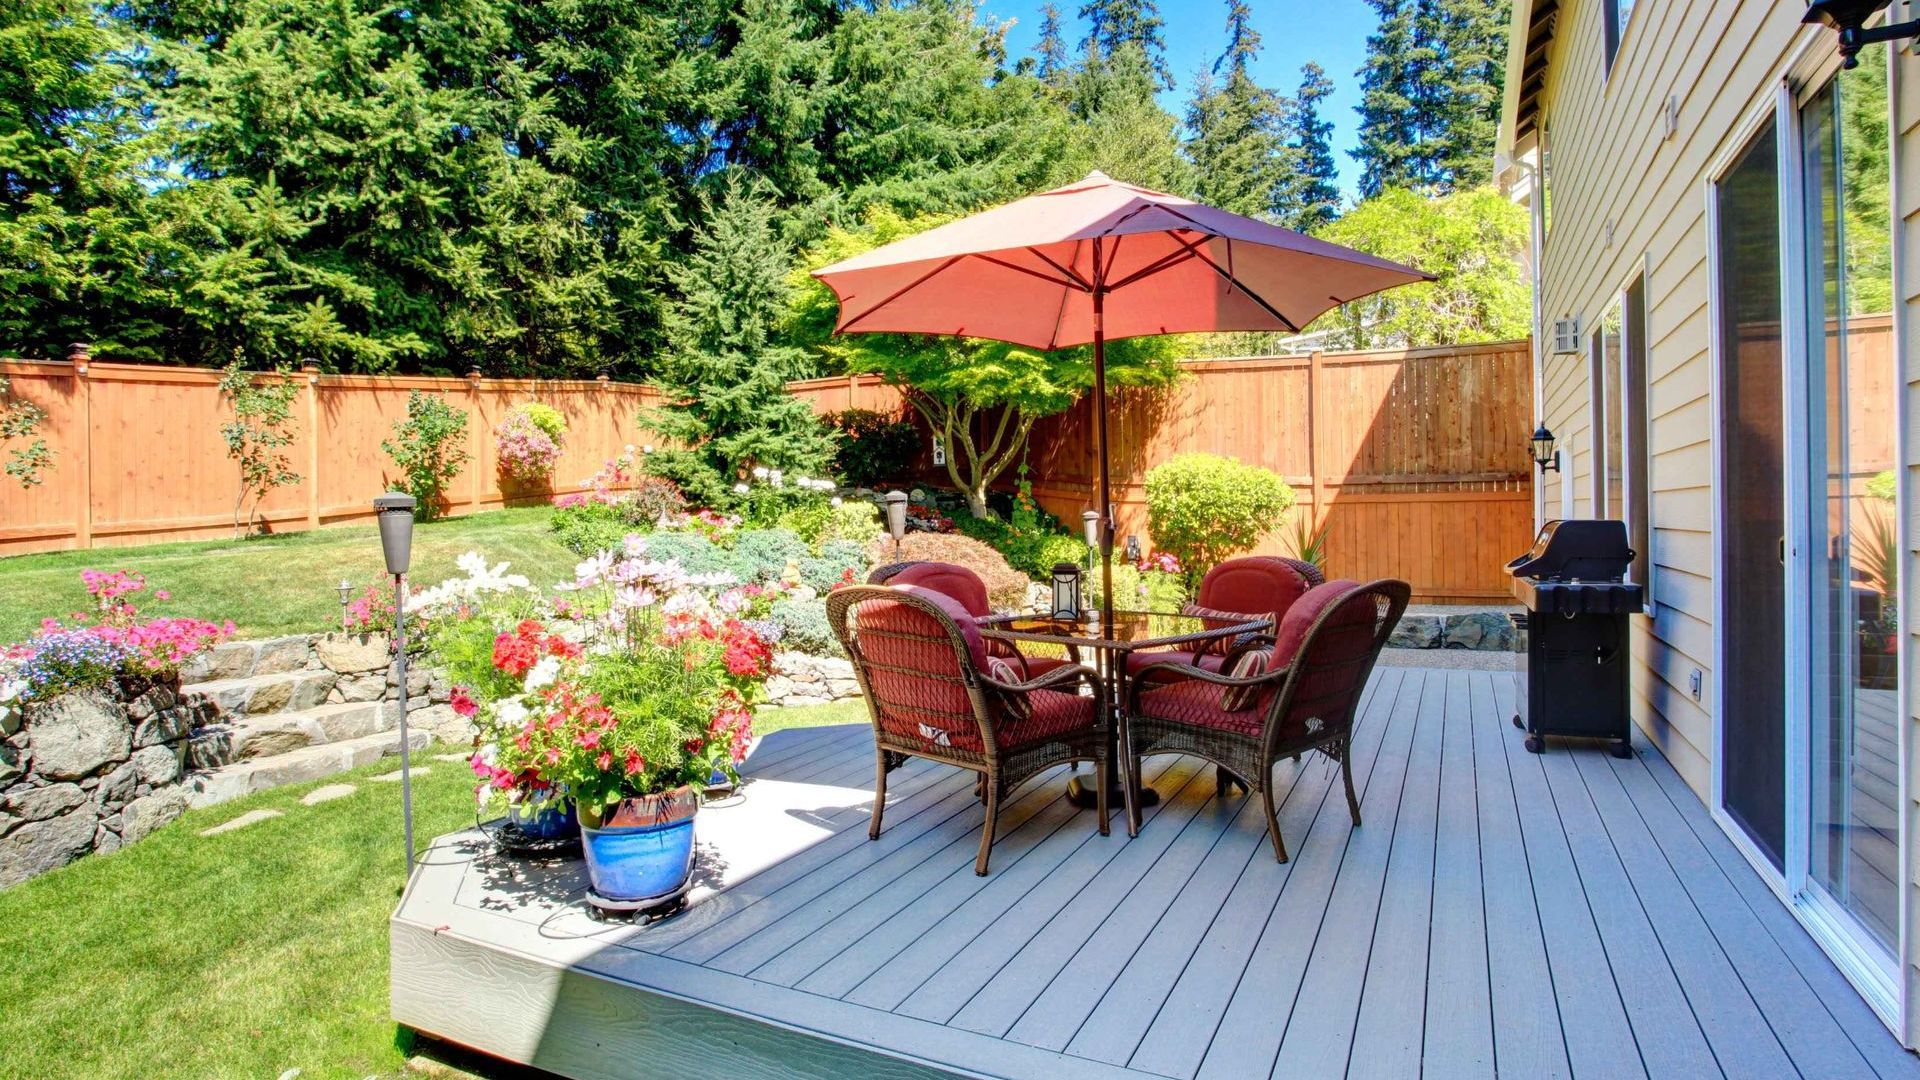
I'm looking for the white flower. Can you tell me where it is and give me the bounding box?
[793,475,810,488]
[830,496,843,507]
[497,700,528,728]
[733,483,749,494]
[623,535,649,559]
[524,656,561,692]
[615,585,657,610]
[752,466,769,479]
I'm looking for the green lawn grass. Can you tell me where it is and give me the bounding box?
[0,702,861,1080]
[0,508,578,642]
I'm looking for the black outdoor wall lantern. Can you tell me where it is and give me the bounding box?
[1805,0,1917,68]
[1530,424,1561,473]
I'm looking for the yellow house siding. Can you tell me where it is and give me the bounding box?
[1893,35,1920,1052]
[1527,0,1816,799]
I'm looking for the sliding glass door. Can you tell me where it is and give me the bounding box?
[1798,45,1899,967]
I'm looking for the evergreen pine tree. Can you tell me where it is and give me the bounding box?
[1186,0,1283,219]
[1069,41,1191,193]
[1079,0,1172,90]
[1218,0,1261,79]
[644,175,836,507]
[1283,63,1341,231]
[1352,0,1424,196]
[1413,0,1509,189]
[1036,3,1069,82]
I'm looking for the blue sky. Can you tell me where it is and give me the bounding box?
[980,0,1382,200]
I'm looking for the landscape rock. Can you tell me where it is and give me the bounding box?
[132,744,183,787]
[4,782,86,822]
[253,636,314,675]
[301,784,356,806]
[132,704,191,749]
[25,690,131,780]
[0,810,97,886]
[93,827,121,855]
[192,641,260,682]
[200,808,281,836]
[94,760,138,809]
[336,674,385,703]
[1388,615,1444,650]
[413,704,470,746]
[119,789,189,844]
[315,633,390,675]
[1443,612,1518,651]
[0,744,19,787]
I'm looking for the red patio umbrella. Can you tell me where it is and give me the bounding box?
[813,170,1432,626]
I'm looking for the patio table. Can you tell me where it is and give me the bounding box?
[979,609,1272,810]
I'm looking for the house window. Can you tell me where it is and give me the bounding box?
[1587,278,1648,583]
[1604,0,1635,74]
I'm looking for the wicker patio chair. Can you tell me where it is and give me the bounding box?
[1122,578,1410,863]
[1122,555,1325,677]
[828,584,1110,875]
[868,561,1071,678]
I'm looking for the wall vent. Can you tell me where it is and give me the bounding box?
[1552,318,1581,354]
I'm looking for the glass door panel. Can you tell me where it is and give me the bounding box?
[1717,116,1788,870]
[1800,46,1898,956]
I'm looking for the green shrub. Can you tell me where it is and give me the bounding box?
[821,499,884,544]
[551,502,632,556]
[798,539,868,591]
[953,514,1088,581]
[1093,561,1191,613]
[636,531,740,579]
[382,391,471,520]
[732,529,810,583]
[769,597,840,655]
[518,402,567,440]
[642,449,733,511]
[828,408,920,487]
[775,500,833,543]
[1144,453,1293,578]
[1868,469,1896,503]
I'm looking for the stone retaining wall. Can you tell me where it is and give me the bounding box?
[0,681,202,888]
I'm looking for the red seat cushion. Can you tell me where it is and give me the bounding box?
[1125,649,1227,676]
[997,688,1096,749]
[1134,679,1269,738]
[1197,558,1316,630]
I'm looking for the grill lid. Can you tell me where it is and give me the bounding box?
[1506,519,1635,581]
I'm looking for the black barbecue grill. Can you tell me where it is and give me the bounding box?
[1506,519,1644,758]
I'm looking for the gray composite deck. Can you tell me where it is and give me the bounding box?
[391,666,1920,1079]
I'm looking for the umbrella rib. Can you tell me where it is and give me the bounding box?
[1105,236,1206,291]
[1026,247,1093,292]
[838,256,965,333]
[970,252,1088,292]
[1189,247,1301,333]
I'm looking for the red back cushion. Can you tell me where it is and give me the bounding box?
[1271,579,1362,666]
[887,562,990,617]
[1198,558,1315,628]
[851,586,988,751]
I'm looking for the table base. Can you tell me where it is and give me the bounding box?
[1066,771,1159,809]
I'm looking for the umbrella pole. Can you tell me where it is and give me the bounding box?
[1092,291,1115,631]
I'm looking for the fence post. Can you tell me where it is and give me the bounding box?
[301,360,321,529]
[466,368,484,514]
[1306,349,1325,531]
[67,343,92,550]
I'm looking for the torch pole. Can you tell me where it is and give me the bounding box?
[393,572,414,868]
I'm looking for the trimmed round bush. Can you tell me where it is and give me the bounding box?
[1143,453,1293,577]
[551,502,632,556]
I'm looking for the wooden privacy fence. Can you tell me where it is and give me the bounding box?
[790,341,1537,604]
[3,341,1535,602]
[0,358,661,554]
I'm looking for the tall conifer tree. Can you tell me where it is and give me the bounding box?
[1079,0,1172,89]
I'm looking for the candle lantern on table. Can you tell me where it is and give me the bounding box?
[1050,562,1084,622]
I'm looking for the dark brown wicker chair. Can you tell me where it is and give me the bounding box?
[828,584,1109,875]
[1122,578,1410,863]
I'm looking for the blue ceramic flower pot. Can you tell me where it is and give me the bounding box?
[507,799,577,840]
[580,789,698,902]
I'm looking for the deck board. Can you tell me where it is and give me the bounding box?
[392,665,1920,1080]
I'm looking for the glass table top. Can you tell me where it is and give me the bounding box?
[979,609,1269,650]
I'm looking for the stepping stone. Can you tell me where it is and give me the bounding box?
[199,809,282,836]
[372,766,429,782]
[300,783,356,806]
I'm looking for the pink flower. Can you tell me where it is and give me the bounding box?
[450,686,478,718]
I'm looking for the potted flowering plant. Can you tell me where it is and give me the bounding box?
[468,540,772,900]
